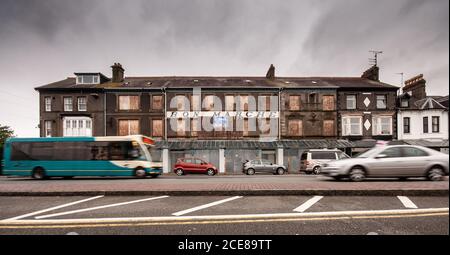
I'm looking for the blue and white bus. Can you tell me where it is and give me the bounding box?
[2,135,162,179]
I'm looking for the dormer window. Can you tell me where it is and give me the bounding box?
[76,75,99,84]
[401,98,409,107]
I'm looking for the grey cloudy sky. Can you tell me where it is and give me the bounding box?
[0,0,448,137]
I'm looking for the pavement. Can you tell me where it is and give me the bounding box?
[0,174,448,196]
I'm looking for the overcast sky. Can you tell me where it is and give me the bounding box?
[0,0,448,137]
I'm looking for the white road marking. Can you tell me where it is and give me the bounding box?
[397,196,418,209]
[2,207,447,225]
[293,196,324,212]
[2,196,104,222]
[34,196,169,219]
[172,196,243,216]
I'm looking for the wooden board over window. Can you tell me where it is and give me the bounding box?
[323,120,334,136]
[152,95,163,110]
[289,95,300,111]
[288,119,302,136]
[152,119,163,137]
[322,95,335,111]
[118,120,139,136]
[119,96,140,110]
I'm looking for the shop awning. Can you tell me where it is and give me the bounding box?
[155,139,354,150]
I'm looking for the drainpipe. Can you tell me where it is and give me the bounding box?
[103,90,107,136]
[278,88,283,141]
[163,87,167,140]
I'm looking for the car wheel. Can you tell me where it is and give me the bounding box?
[32,167,46,180]
[349,167,366,182]
[312,166,321,175]
[305,171,312,175]
[134,167,147,178]
[277,168,285,175]
[427,166,444,181]
[175,169,184,176]
[247,168,255,175]
[206,169,215,176]
[150,174,159,178]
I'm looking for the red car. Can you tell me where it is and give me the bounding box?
[173,158,218,176]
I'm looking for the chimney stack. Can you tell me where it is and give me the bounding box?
[361,65,379,81]
[403,74,426,100]
[266,64,275,80]
[111,63,124,83]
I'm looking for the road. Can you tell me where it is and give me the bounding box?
[0,195,447,235]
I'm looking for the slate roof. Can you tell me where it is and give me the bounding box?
[35,76,398,91]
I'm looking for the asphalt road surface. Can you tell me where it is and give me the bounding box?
[0,195,447,235]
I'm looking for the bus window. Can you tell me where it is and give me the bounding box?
[11,143,32,161]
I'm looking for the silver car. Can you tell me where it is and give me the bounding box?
[321,145,449,181]
[243,159,287,175]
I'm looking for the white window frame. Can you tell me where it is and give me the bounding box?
[346,95,356,110]
[44,97,52,112]
[376,95,387,109]
[63,97,73,111]
[372,116,392,135]
[76,75,100,85]
[44,120,52,137]
[63,117,93,137]
[342,116,362,136]
[78,97,87,111]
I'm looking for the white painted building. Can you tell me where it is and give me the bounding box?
[396,74,449,153]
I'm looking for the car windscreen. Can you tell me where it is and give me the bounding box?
[357,147,381,158]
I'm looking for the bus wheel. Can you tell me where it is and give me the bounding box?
[32,168,46,180]
[150,174,159,178]
[134,168,147,178]
[63,176,74,180]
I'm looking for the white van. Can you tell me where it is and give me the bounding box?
[300,149,350,175]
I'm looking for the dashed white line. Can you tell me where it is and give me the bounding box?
[34,196,169,219]
[2,195,104,222]
[172,196,243,216]
[397,196,418,209]
[293,196,324,212]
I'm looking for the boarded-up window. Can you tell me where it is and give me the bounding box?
[176,95,185,111]
[204,95,214,110]
[191,118,199,136]
[238,95,248,111]
[243,119,249,136]
[288,119,302,136]
[259,118,271,135]
[322,96,335,111]
[118,120,139,136]
[177,118,185,136]
[289,95,300,111]
[258,96,271,111]
[225,95,234,111]
[152,95,163,110]
[323,120,334,136]
[191,95,201,111]
[152,119,163,137]
[119,96,140,110]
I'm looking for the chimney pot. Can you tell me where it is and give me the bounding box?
[111,62,125,83]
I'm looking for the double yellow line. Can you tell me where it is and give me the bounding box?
[0,208,447,229]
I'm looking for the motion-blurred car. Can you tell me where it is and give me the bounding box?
[243,159,287,175]
[320,145,449,181]
[173,158,218,176]
[300,149,350,175]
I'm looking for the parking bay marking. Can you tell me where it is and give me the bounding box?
[172,196,243,216]
[34,196,169,219]
[293,196,324,212]
[397,196,418,209]
[2,196,104,222]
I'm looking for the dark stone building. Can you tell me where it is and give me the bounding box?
[35,63,399,174]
